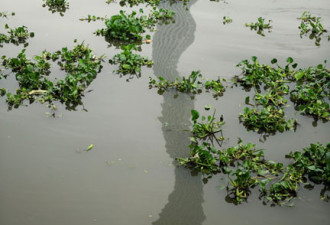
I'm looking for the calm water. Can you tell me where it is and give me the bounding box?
[0,0,329,224]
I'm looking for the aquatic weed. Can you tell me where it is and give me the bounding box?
[42,0,69,16]
[109,44,153,79]
[0,41,104,110]
[298,11,329,46]
[245,17,272,36]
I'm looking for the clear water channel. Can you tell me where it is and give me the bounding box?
[0,0,329,224]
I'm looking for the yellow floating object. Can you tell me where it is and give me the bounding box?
[28,90,47,95]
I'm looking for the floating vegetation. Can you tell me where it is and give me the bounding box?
[79,15,106,23]
[109,44,153,79]
[42,0,69,16]
[107,0,160,7]
[0,11,15,18]
[298,11,329,46]
[96,11,143,43]
[0,41,104,110]
[234,56,329,134]
[245,17,272,36]
[178,115,330,205]
[222,16,232,25]
[149,71,226,98]
[86,144,94,152]
[0,24,34,48]
[91,8,175,46]
[239,95,297,134]
[289,62,330,120]
[177,107,225,174]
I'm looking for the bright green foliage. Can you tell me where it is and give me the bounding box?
[219,142,283,204]
[109,44,153,77]
[266,143,330,203]
[177,107,225,174]
[222,16,232,25]
[191,108,225,140]
[79,15,106,22]
[94,8,175,44]
[0,42,103,110]
[240,88,297,133]
[0,24,34,47]
[178,133,329,205]
[204,78,226,98]
[239,105,297,133]
[0,12,33,47]
[235,56,329,132]
[245,17,272,36]
[287,143,330,185]
[236,57,297,133]
[235,56,296,91]
[97,10,145,42]
[42,0,69,16]
[0,11,15,18]
[149,71,226,97]
[289,63,330,120]
[149,71,203,95]
[108,0,160,7]
[86,144,94,152]
[298,11,328,46]
[149,8,175,26]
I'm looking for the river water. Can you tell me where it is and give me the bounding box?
[0,0,329,224]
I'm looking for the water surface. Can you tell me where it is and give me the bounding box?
[0,0,329,225]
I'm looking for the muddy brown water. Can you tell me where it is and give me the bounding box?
[0,0,329,224]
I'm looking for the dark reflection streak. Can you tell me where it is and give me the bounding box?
[152,1,205,225]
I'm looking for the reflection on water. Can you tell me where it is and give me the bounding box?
[152,1,206,224]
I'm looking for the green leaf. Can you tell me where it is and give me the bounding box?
[190,137,197,143]
[258,170,269,176]
[294,71,304,81]
[286,57,294,64]
[245,96,250,104]
[270,58,277,64]
[122,64,131,69]
[191,109,200,121]
[86,144,94,152]
[326,152,330,170]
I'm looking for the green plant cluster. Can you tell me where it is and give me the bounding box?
[149,71,226,98]
[94,8,175,44]
[222,16,232,25]
[177,107,225,174]
[235,56,329,134]
[235,57,297,133]
[245,17,272,36]
[109,44,153,78]
[0,42,103,110]
[178,110,329,205]
[110,0,160,7]
[0,24,34,48]
[42,0,69,16]
[0,11,15,18]
[298,11,329,46]
[290,63,330,120]
[79,15,106,22]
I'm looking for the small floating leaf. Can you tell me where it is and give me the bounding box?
[191,109,200,121]
[86,144,94,152]
[204,104,212,110]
